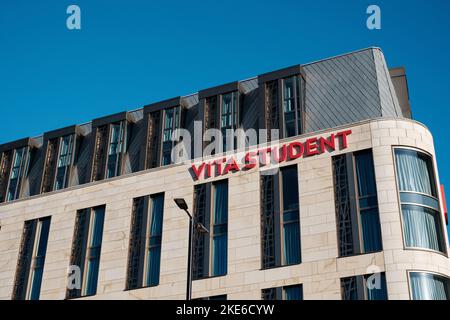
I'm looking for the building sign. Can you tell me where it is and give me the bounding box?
[190,130,352,180]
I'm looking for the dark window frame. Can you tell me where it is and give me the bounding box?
[126,193,165,290]
[192,179,229,280]
[260,165,301,270]
[393,146,447,255]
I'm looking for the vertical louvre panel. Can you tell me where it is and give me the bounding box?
[332,154,355,257]
[261,174,276,268]
[0,150,12,202]
[261,288,277,300]
[193,183,207,279]
[341,276,358,300]
[41,138,58,193]
[67,209,89,299]
[126,197,145,289]
[92,125,108,181]
[207,96,218,130]
[12,220,37,300]
[146,111,161,169]
[265,80,279,141]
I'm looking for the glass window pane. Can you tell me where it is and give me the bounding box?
[402,204,444,252]
[146,194,164,286]
[283,221,301,265]
[360,208,383,253]
[281,166,299,212]
[410,272,450,300]
[212,180,228,276]
[284,285,303,300]
[85,207,105,296]
[395,149,437,197]
[355,150,377,197]
[365,273,388,300]
[29,218,51,300]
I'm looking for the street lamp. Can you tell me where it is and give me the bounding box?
[173,198,209,300]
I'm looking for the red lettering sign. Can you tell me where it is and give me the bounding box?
[190,130,352,180]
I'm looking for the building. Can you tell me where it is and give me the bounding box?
[0,47,449,300]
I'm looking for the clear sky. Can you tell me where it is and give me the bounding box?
[1,1,449,234]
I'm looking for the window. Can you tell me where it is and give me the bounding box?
[92,121,126,181]
[162,107,181,166]
[341,273,388,300]
[12,217,51,300]
[409,272,450,300]
[263,75,303,140]
[126,193,165,290]
[67,205,105,298]
[220,92,238,152]
[262,284,303,300]
[5,147,30,202]
[394,148,446,253]
[106,122,125,178]
[332,149,382,257]
[192,179,228,279]
[203,91,239,153]
[261,165,301,269]
[42,134,75,193]
[144,105,182,168]
[55,135,74,190]
[282,76,302,138]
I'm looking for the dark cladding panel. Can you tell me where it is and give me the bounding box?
[303,49,383,133]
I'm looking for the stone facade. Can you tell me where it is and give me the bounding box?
[0,117,448,300]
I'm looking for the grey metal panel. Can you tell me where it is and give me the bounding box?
[24,147,44,197]
[373,49,402,117]
[73,132,94,186]
[303,48,383,133]
[124,119,146,174]
[389,67,412,118]
[240,78,258,94]
[241,86,259,145]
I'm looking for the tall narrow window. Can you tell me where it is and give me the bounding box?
[92,120,127,181]
[262,75,303,140]
[192,180,228,279]
[6,147,29,202]
[282,76,302,137]
[42,134,75,193]
[67,205,105,298]
[203,91,239,154]
[261,165,301,269]
[106,122,125,178]
[54,135,74,190]
[332,149,382,257]
[126,193,165,290]
[341,273,387,300]
[221,92,238,152]
[410,272,450,300]
[212,180,228,276]
[262,284,303,300]
[162,107,180,166]
[355,150,383,253]
[394,148,445,253]
[12,217,51,300]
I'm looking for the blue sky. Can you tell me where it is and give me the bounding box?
[0,1,449,233]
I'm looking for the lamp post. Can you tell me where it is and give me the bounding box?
[174,198,209,300]
[173,198,194,300]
